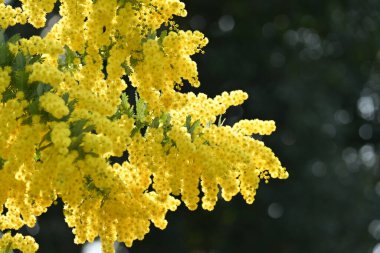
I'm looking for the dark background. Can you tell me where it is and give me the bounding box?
[4,0,380,252]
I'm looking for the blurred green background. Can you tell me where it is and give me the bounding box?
[4,0,380,252]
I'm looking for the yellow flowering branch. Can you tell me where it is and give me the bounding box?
[0,1,288,252]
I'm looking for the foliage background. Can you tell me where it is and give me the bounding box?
[4,0,380,252]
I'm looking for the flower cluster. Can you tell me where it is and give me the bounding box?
[0,1,288,253]
[39,92,69,119]
[0,232,38,253]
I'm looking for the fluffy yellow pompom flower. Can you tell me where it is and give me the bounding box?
[51,122,71,155]
[39,92,69,119]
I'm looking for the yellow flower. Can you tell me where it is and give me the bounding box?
[39,92,69,119]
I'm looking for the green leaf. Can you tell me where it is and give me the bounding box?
[217,115,226,126]
[1,87,16,102]
[185,115,192,131]
[69,134,85,151]
[130,120,146,137]
[118,0,127,9]
[121,62,133,75]
[67,98,77,108]
[34,149,41,162]
[69,120,95,154]
[142,30,157,44]
[158,30,168,47]
[190,120,201,141]
[8,33,21,44]
[39,142,53,151]
[121,93,129,108]
[135,93,147,121]
[70,119,89,137]
[190,120,200,134]
[12,70,29,90]
[0,157,5,170]
[148,31,156,40]
[110,93,134,120]
[21,116,33,125]
[27,99,40,115]
[161,136,171,145]
[13,52,26,70]
[4,241,12,253]
[130,57,140,67]
[127,105,134,117]
[36,83,52,97]
[59,46,77,71]
[0,43,11,67]
[150,117,160,128]
[66,46,76,64]
[0,30,5,44]
[28,54,44,64]
[130,126,139,137]
[13,53,26,70]
[62,93,69,104]
[82,124,95,133]
[160,30,168,38]
[183,115,201,141]
[161,113,171,126]
[160,113,173,146]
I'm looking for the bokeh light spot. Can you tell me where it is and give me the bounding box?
[322,123,336,138]
[268,203,284,219]
[373,243,380,253]
[369,220,380,240]
[310,161,327,177]
[357,96,375,120]
[218,15,235,32]
[359,124,373,140]
[82,240,102,253]
[359,145,376,168]
[375,181,380,197]
[334,110,351,124]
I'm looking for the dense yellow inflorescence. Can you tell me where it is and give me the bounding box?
[0,0,288,253]
[0,232,38,253]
